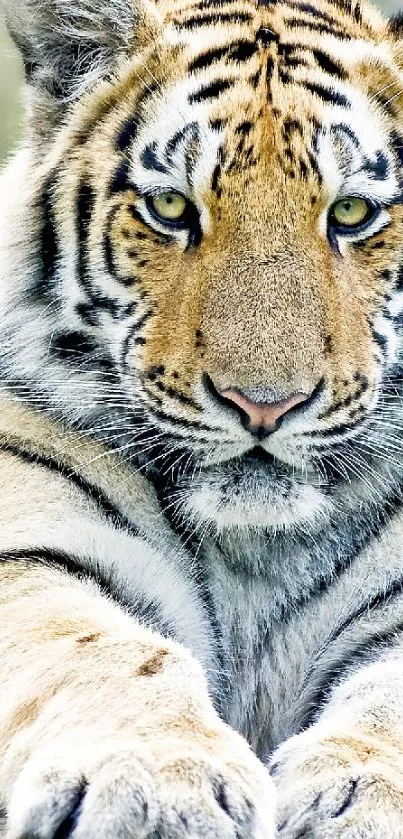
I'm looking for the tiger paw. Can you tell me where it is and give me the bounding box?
[271,723,403,838]
[6,731,275,838]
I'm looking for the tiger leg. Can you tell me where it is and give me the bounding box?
[0,560,275,839]
[272,656,403,838]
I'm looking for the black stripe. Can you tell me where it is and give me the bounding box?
[191,0,242,9]
[211,162,222,193]
[188,40,256,73]
[150,483,227,706]
[103,206,137,288]
[311,48,347,80]
[109,161,131,196]
[373,330,388,353]
[311,418,362,440]
[300,622,403,729]
[362,150,389,181]
[51,330,97,358]
[189,45,233,73]
[37,178,59,298]
[121,309,155,367]
[0,442,140,538]
[151,406,221,433]
[104,233,118,280]
[77,184,135,292]
[0,548,175,636]
[236,120,253,136]
[303,81,350,108]
[330,122,360,149]
[327,576,403,653]
[285,16,348,37]
[174,11,253,29]
[273,469,403,628]
[188,78,233,104]
[140,142,168,174]
[396,263,403,292]
[76,294,132,325]
[165,123,198,161]
[75,301,99,328]
[209,118,227,131]
[285,1,343,26]
[77,180,95,293]
[116,116,138,153]
[50,330,114,373]
[0,548,89,578]
[306,149,323,183]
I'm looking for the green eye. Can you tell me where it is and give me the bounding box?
[149,192,187,222]
[330,197,373,229]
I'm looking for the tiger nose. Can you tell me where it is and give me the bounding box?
[219,388,310,439]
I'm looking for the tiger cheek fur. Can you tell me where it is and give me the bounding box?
[3,0,403,838]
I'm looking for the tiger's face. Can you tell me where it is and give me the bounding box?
[6,0,403,533]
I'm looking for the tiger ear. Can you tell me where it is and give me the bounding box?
[388,13,403,41]
[1,0,161,103]
[387,14,403,79]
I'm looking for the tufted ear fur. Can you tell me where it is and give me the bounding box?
[388,13,403,41]
[1,0,160,109]
[387,14,403,86]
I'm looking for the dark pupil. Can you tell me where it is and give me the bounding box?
[344,201,352,211]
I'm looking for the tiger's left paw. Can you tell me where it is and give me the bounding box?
[270,723,403,838]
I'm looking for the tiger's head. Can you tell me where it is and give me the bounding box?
[3,0,403,534]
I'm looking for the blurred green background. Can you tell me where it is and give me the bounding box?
[0,0,401,163]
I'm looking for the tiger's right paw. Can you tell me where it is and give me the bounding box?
[6,732,275,839]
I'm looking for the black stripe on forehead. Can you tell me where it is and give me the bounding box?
[173,11,253,29]
[188,40,257,73]
[137,124,203,187]
[333,0,362,24]
[165,122,200,162]
[192,0,246,10]
[303,81,350,108]
[331,122,360,149]
[285,16,350,38]
[286,2,341,24]
[311,48,347,81]
[188,78,234,104]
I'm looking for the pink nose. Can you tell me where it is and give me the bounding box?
[219,389,309,435]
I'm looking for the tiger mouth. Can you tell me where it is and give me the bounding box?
[206,445,307,484]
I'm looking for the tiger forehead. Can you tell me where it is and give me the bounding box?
[164,0,375,85]
[125,0,396,208]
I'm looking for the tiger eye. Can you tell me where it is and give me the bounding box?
[151,192,187,222]
[331,197,371,228]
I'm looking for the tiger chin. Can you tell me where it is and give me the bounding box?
[1,0,403,836]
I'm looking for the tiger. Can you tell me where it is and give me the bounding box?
[1,0,403,834]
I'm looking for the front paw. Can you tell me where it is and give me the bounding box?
[271,724,403,838]
[7,728,275,839]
